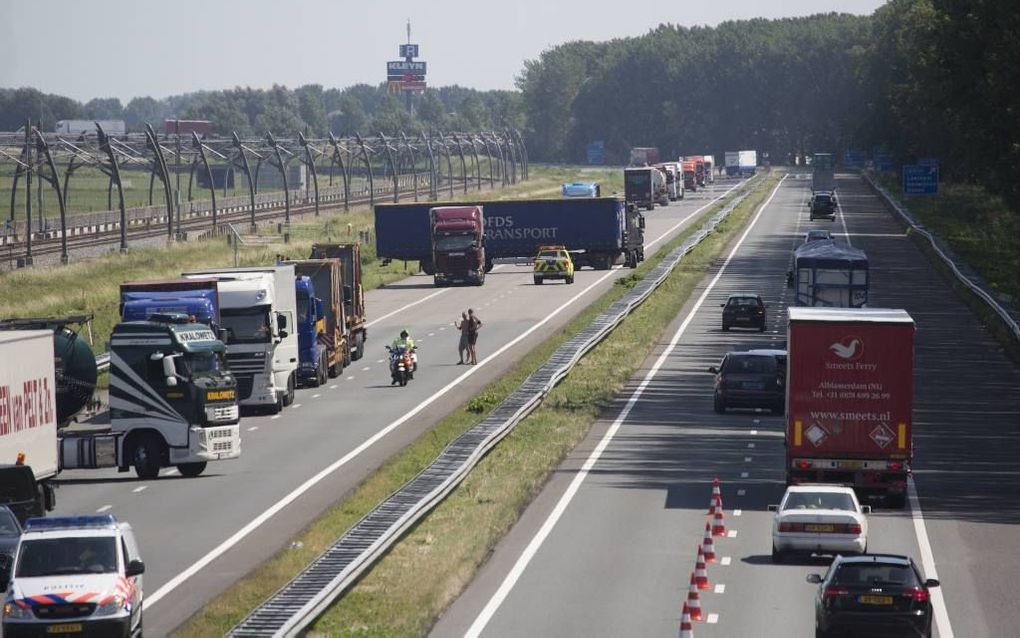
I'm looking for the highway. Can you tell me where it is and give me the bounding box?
[433,173,1020,638]
[48,179,744,635]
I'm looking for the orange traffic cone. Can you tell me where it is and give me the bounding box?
[687,572,704,621]
[694,544,711,590]
[711,496,727,537]
[708,477,722,514]
[702,522,717,563]
[679,601,695,638]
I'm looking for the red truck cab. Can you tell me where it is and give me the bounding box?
[786,307,915,507]
[681,160,697,192]
[430,206,486,286]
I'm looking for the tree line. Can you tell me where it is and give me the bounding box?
[0,83,524,140]
[516,0,1019,207]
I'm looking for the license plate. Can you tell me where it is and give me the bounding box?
[839,460,864,470]
[736,317,749,322]
[859,595,893,605]
[743,382,764,390]
[804,524,835,532]
[47,624,84,634]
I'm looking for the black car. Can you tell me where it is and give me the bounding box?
[0,504,22,559]
[721,294,767,332]
[708,351,784,414]
[810,191,838,220]
[808,554,940,638]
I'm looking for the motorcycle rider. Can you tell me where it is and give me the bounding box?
[390,329,418,374]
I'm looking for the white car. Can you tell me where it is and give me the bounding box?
[769,485,870,562]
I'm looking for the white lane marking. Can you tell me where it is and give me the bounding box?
[740,471,749,478]
[464,177,787,636]
[365,288,450,328]
[440,326,447,330]
[143,197,733,612]
[737,489,746,496]
[744,456,752,462]
[733,509,742,517]
[247,426,259,432]
[707,613,719,624]
[292,403,302,409]
[721,556,731,566]
[376,359,385,363]
[428,333,435,337]
[909,476,954,637]
[838,200,852,247]
[747,442,755,448]
[329,385,338,390]
[345,376,354,381]
[362,367,371,371]
[271,415,281,420]
[312,394,321,399]
[714,584,726,594]
[750,429,758,435]
[132,486,147,494]
[96,505,112,513]
[727,530,738,538]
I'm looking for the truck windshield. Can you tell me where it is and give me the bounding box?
[625,173,650,188]
[435,236,475,251]
[185,350,222,375]
[16,537,118,577]
[221,307,271,344]
[296,290,310,325]
[0,507,18,534]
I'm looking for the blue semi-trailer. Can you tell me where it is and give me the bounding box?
[119,279,221,328]
[374,197,645,278]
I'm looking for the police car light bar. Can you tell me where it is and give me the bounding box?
[24,515,118,531]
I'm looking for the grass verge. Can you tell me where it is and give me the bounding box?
[869,173,1020,365]
[0,166,621,352]
[173,174,778,636]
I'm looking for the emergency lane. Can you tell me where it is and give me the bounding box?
[50,179,745,634]
[433,172,1017,638]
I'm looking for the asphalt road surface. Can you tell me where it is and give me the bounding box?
[50,178,745,635]
[434,173,1020,638]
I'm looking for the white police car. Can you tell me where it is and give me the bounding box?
[1,515,144,637]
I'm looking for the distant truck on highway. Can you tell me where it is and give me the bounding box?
[55,119,126,137]
[624,166,668,210]
[375,198,645,279]
[725,151,740,177]
[812,152,836,193]
[703,155,715,183]
[628,147,661,166]
[561,183,601,198]
[785,307,915,507]
[654,163,684,200]
[789,241,869,308]
[681,160,698,192]
[738,150,758,177]
[183,265,299,414]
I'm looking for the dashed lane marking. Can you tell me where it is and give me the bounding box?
[329,385,338,390]
[714,584,726,594]
[707,614,719,624]
[96,505,112,513]
[362,367,371,371]
[733,509,742,517]
[292,404,302,409]
[247,426,258,432]
[271,415,281,420]
[747,442,755,448]
[750,429,758,435]
[740,471,749,478]
[312,394,321,399]
[737,489,746,496]
[744,457,752,462]
[132,486,147,493]
[345,376,354,381]
[727,530,738,538]
[721,557,731,566]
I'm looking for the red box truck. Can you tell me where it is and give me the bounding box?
[786,307,915,507]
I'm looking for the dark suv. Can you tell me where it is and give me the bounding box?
[721,294,767,332]
[808,554,940,638]
[810,191,838,220]
[708,351,784,414]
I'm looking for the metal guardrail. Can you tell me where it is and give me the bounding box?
[863,173,1020,342]
[227,176,765,637]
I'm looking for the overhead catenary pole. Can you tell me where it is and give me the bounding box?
[24,119,33,266]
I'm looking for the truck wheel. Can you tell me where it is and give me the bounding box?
[132,435,163,480]
[319,354,329,386]
[352,333,365,361]
[534,277,543,285]
[177,462,207,478]
[567,275,574,284]
[283,374,296,407]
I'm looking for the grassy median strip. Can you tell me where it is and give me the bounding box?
[0,166,616,349]
[174,174,777,636]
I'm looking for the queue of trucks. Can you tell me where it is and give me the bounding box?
[0,244,367,519]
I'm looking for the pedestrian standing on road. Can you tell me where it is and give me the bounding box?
[466,308,482,365]
[455,312,469,364]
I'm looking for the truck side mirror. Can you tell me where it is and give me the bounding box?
[125,559,146,578]
[277,313,288,331]
[162,357,178,387]
[638,216,646,229]
[314,298,325,321]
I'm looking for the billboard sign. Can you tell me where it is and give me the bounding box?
[872,152,893,172]
[843,149,867,169]
[586,141,605,165]
[399,44,419,58]
[902,164,938,196]
[387,60,427,73]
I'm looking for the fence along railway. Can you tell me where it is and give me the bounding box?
[0,122,527,266]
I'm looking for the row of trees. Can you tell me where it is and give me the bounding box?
[516,0,1019,207]
[0,83,525,139]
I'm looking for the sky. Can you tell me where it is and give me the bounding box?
[0,0,887,103]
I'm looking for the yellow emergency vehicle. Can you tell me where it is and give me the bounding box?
[533,245,575,285]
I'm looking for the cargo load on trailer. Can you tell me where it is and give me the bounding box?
[812,152,836,193]
[785,308,915,507]
[308,243,368,363]
[789,241,869,308]
[628,147,661,166]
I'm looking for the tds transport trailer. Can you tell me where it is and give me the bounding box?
[375,198,646,279]
[785,308,915,507]
[738,150,758,177]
